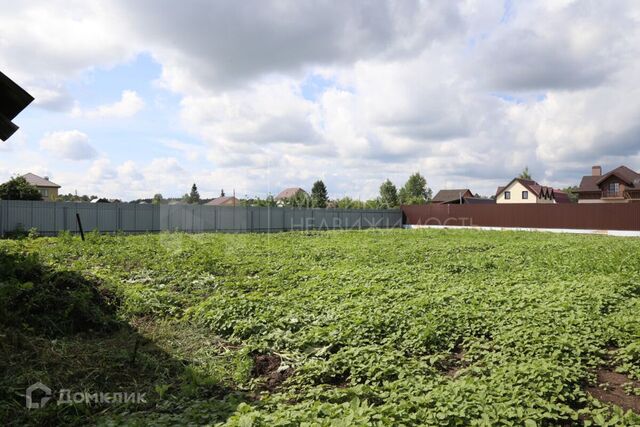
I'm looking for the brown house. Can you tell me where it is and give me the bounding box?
[576,165,640,203]
[275,187,307,201]
[205,196,240,207]
[22,173,60,201]
[432,189,495,204]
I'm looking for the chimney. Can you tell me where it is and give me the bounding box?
[44,176,49,181]
[591,166,602,176]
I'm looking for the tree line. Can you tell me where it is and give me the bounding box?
[0,173,433,208]
[250,172,432,209]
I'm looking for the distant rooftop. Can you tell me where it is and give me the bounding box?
[205,196,239,206]
[22,173,61,188]
[275,187,307,200]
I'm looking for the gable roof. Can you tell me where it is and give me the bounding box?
[595,165,640,186]
[577,166,640,192]
[22,173,60,188]
[495,178,557,199]
[206,196,239,206]
[275,187,307,200]
[432,189,473,203]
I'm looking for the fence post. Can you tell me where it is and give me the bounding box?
[0,201,4,237]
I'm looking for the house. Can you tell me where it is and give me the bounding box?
[205,196,239,207]
[495,178,568,204]
[275,187,307,205]
[22,173,60,201]
[432,189,473,204]
[575,165,640,203]
[432,189,495,205]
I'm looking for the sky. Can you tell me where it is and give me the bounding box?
[1,0,640,200]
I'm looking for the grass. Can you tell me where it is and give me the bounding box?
[1,229,639,425]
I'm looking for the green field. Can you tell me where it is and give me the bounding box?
[1,229,639,426]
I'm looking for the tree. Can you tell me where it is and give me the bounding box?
[561,186,579,203]
[285,191,311,208]
[58,193,95,202]
[311,180,328,208]
[0,176,43,201]
[519,166,532,180]
[152,193,164,205]
[399,172,432,205]
[188,183,200,204]
[244,195,277,207]
[333,197,364,209]
[379,179,398,208]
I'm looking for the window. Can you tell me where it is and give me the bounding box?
[40,188,48,197]
[608,182,620,193]
[504,191,511,200]
[522,191,528,199]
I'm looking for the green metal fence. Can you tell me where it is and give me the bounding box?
[0,201,402,236]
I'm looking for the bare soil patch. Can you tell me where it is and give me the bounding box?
[586,369,640,414]
[252,354,294,391]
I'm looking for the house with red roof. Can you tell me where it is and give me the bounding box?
[495,178,570,204]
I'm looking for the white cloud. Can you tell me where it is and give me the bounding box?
[0,1,136,95]
[0,130,28,152]
[29,85,73,111]
[73,90,145,119]
[471,1,639,92]
[39,130,97,160]
[121,0,467,91]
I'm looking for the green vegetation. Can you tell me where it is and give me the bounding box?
[1,229,639,425]
[379,179,399,208]
[311,180,329,208]
[182,183,201,204]
[519,166,533,180]
[399,172,432,205]
[0,176,42,201]
[563,186,580,203]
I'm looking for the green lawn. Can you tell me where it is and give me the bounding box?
[1,229,639,426]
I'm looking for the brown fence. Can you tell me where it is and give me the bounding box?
[402,203,640,231]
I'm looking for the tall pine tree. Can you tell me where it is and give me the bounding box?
[189,183,200,204]
[311,180,328,208]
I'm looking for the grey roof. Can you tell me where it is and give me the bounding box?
[432,189,473,203]
[463,197,495,204]
[275,187,307,200]
[22,173,60,188]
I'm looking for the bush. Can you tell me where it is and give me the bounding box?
[0,176,43,200]
[0,249,119,337]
